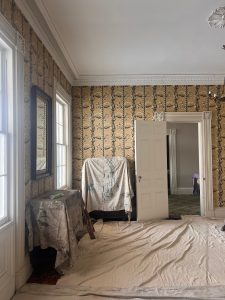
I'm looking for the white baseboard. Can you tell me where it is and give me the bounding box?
[214,207,225,219]
[16,254,32,289]
[175,187,193,195]
[204,209,215,218]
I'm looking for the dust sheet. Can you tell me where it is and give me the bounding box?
[21,216,225,299]
[82,157,133,213]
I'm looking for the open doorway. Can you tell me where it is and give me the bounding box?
[135,112,214,221]
[167,123,200,216]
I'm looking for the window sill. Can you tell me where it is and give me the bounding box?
[0,219,14,232]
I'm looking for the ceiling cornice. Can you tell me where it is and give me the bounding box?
[73,74,225,86]
[15,0,76,85]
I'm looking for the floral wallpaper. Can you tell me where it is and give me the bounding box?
[0,0,72,201]
[72,85,225,208]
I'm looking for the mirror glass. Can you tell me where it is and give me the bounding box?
[36,97,47,171]
[31,86,52,179]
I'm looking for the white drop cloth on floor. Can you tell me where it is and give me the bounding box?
[20,216,225,299]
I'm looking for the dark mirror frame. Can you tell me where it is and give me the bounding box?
[31,85,52,180]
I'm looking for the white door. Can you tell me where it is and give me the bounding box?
[135,120,168,221]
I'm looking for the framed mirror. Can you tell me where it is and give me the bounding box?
[31,86,52,179]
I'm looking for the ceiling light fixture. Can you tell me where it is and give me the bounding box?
[208,7,225,28]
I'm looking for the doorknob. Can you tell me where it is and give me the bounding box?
[138,176,142,183]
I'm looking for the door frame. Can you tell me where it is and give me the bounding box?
[154,112,213,217]
[167,129,177,194]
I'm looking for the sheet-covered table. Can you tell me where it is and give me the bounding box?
[26,190,84,267]
[82,157,133,214]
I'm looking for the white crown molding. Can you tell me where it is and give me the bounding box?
[15,0,76,85]
[73,74,225,86]
[34,0,79,79]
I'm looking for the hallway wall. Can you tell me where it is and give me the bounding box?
[167,123,199,193]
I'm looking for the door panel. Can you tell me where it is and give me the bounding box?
[135,120,168,221]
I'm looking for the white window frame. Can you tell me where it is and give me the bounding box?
[0,33,18,229]
[54,81,72,190]
[0,12,26,290]
[0,45,11,226]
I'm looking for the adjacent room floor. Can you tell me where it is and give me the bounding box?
[169,194,200,216]
[14,216,225,299]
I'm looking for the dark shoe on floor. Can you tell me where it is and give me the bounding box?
[166,215,181,220]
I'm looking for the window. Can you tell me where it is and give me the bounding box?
[56,94,69,189]
[0,14,25,298]
[0,42,12,225]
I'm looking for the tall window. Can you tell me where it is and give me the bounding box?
[56,94,69,189]
[0,44,10,225]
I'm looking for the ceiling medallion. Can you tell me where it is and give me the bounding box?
[208,7,225,28]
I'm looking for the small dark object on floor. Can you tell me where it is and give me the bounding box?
[27,269,61,285]
[29,246,57,274]
[89,208,137,221]
[166,215,182,220]
[28,246,60,284]
[221,224,225,231]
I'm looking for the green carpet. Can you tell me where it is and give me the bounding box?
[169,194,200,216]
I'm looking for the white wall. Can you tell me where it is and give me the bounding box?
[167,123,199,194]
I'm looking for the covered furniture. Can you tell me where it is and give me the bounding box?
[82,157,133,219]
[26,190,85,268]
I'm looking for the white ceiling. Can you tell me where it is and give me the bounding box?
[34,0,225,84]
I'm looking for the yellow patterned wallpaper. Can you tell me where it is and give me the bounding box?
[72,85,225,208]
[0,0,72,201]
